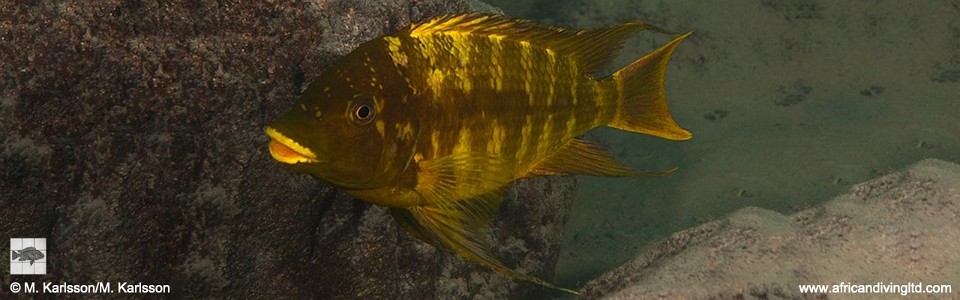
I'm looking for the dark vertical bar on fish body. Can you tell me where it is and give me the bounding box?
[392,19,618,179]
[465,34,501,163]
[518,39,543,166]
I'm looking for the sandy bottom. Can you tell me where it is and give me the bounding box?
[486,0,960,287]
[583,158,960,298]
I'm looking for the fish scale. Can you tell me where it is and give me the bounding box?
[401,41,596,172]
[264,13,693,294]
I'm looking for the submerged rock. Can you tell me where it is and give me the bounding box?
[1,1,574,298]
[584,158,960,299]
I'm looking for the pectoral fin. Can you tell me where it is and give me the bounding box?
[528,138,677,177]
[393,192,579,295]
[414,152,515,205]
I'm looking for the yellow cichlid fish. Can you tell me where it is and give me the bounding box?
[265,13,691,294]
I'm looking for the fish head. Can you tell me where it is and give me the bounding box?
[266,45,419,190]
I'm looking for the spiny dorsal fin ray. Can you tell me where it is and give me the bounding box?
[528,138,678,177]
[406,13,674,75]
[397,192,579,295]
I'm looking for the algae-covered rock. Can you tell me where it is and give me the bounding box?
[0,1,573,298]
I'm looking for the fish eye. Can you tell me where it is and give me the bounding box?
[349,95,376,126]
[357,105,371,119]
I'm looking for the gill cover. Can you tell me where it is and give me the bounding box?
[266,38,420,190]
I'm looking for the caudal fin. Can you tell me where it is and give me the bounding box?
[11,250,19,260]
[606,31,693,141]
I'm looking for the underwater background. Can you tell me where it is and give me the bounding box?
[1,0,958,298]
[486,0,960,289]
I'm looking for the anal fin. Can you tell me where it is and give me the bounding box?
[392,191,579,295]
[528,138,677,177]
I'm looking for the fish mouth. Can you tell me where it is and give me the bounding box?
[265,127,320,164]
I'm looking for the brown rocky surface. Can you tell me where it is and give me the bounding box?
[1,1,575,298]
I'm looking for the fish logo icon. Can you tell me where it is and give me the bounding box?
[12,247,45,265]
[10,238,47,275]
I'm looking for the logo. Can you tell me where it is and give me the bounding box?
[10,238,47,275]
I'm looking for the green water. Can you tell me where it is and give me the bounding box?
[486,0,960,287]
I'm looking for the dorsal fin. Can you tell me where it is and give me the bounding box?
[405,13,674,74]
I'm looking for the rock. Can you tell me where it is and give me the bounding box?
[583,158,960,299]
[310,176,576,299]
[0,1,573,298]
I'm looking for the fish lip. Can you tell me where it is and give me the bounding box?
[265,127,322,164]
